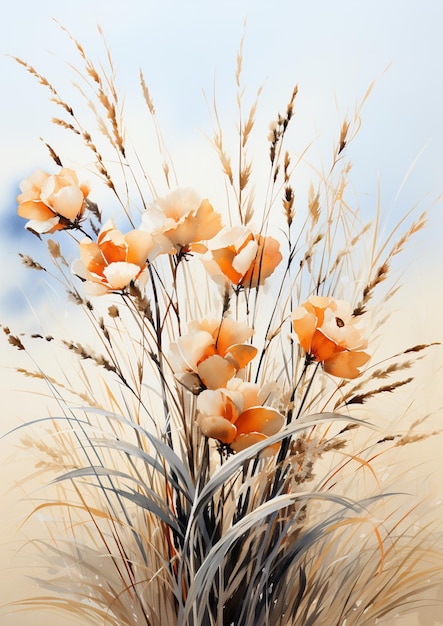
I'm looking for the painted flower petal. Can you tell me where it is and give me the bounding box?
[225,378,260,410]
[292,296,370,378]
[194,198,223,242]
[17,169,50,199]
[320,300,367,349]
[198,415,237,444]
[196,389,225,417]
[208,226,248,249]
[74,220,154,295]
[308,296,334,327]
[176,330,214,371]
[17,200,55,221]
[215,317,255,355]
[211,247,243,284]
[234,406,284,437]
[324,350,370,379]
[102,261,141,290]
[230,432,280,457]
[82,281,110,296]
[125,229,156,265]
[81,243,107,277]
[24,216,62,234]
[230,432,267,452]
[310,329,344,362]
[51,185,85,220]
[241,235,283,288]
[159,187,201,220]
[17,168,89,232]
[197,354,236,390]
[71,257,88,281]
[291,307,317,353]
[97,220,118,243]
[232,238,258,276]
[188,242,208,254]
[141,188,222,251]
[225,344,258,369]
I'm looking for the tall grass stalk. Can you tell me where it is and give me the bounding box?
[2,24,442,626]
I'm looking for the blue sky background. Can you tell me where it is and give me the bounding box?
[1,0,442,319]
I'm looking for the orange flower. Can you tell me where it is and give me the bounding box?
[139,187,222,254]
[170,317,257,391]
[73,220,160,295]
[197,378,284,454]
[291,296,370,379]
[203,226,282,288]
[17,168,90,234]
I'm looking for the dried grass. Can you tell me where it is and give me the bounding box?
[2,24,443,626]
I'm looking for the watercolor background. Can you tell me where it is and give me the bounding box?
[0,1,442,624]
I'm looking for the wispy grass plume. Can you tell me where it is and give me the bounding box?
[2,23,443,626]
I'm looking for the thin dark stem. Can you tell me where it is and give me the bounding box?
[270,359,320,498]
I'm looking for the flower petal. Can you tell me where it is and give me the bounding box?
[292,307,317,353]
[17,169,50,198]
[125,229,155,265]
[308,296,334,326]
[310,329,344,362]
[97,220,118,243]
[324,350,370,379]
[102,261,141,290]
[176,330,214,372]
[82,281,111,296]
[51,185,85,220]
[198,415,237,444]
[196,389,225,416]
[225,344,258,369]
[241,235,282,288]
[194,198,223,242]
[141,188,222,250]
[24,216,61,234]
[79,240,107,277]
[232,238,258,276]
[230,432,280,457]
[215,317,255,355]
[17,168,88,232]
[17,200,55,221]
[234,406,284,437]
[197,355,236,390]
[211,247,243,284]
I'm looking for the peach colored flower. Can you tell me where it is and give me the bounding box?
[170,317,257,391]
[17,168,90,234]
[72,220,160,295]
[203,226,282,289]
[139,187,222,254]
[291,296,370,379]
[197,378,284,455]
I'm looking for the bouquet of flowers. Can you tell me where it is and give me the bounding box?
[3,26,442,625]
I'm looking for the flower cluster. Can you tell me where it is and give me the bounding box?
[11,43,438,626]
[72,220,160,295]
[197,378,284,455]
[139,187,223,255]
[17,168,90,234]
[203,226,283,288]
[170,317,257,391]
[17,168,371,453]
[291,296,370,379]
